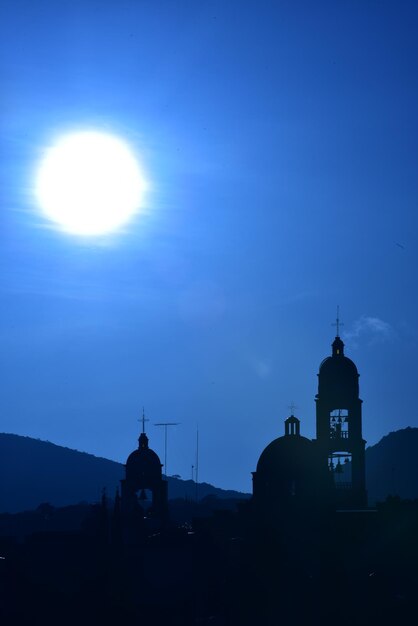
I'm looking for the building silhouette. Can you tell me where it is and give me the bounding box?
[4,326,418,625]
[252,414,327,517]
[316,334,367,508]
[120,426,168,522]
[253,332,367,511]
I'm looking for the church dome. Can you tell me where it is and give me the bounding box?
[317,336,359,400]
[256,434,315,479]
[126,432,162,482]
[252,416,331,511]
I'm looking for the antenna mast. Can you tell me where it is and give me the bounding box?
[154,422,180,478]
[195,426,199,502]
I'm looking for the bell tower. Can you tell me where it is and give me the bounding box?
[121,410,168,523]
[315,319,367,509]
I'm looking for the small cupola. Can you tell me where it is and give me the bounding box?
[332,336,345,357]
[285,414,301,437]
[138,432,149,449]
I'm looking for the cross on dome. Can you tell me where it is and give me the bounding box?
[332,306,344,337]
[138,407,149,434]
[288,401,298,417]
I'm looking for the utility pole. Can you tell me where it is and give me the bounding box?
[195,427,199,502]
[154,422,180,478]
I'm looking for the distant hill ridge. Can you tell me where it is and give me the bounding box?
[1,428,418,513]
[365,426,418,504]
[0,433,248,514]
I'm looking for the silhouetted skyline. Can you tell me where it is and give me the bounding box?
[1,2,418,493]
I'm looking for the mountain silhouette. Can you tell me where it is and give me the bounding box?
[365,426,418,504]
[0,433,248,513]
[1,428,418,513]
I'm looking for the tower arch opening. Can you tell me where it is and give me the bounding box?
[329,451,352,488]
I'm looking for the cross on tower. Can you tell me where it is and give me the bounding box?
[138,407,149,434]
[332,306,344,337]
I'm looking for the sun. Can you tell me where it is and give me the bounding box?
[35,131,146,236]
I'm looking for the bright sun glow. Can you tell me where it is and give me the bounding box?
[35,131,146,236]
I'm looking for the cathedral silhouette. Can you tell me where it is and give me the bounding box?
[253,327,367,515]
[119,324,368,530]
[121,418,168,522]
[4,321,418,626]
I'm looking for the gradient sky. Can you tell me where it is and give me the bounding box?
[1,1,418,493]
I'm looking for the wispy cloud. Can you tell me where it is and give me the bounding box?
[343,315,394,349]
[251,358,272,379]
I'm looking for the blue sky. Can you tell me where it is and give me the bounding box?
[1,1,418,492]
